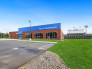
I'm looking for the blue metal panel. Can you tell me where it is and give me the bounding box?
[18,34,22,37]
[18,23,61,34]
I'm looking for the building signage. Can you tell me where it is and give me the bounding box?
[39,26,57,30]
[18,23,61,33]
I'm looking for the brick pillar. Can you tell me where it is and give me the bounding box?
[43,32,45,39]
[32,32,34,39]
[57,30,61,40]
[22,32,25,39]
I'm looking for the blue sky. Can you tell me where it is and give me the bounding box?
[0,0,92,34]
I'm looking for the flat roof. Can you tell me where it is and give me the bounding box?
[19,23,61,29]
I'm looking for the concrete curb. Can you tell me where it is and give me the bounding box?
[30,41,57,44]
[17,40,57,44]
[0,39,18,40]
[0,39,57,44]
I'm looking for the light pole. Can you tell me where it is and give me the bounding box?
[29,20,31,40]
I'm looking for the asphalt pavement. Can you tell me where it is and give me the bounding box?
[0,39,56,69]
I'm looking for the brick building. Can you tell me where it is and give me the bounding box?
[9,23,64,40]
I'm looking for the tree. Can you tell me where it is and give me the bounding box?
[0,33,9,38]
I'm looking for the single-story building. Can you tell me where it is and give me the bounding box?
[9,23,64,40]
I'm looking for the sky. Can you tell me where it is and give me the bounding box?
[0,0,92,34]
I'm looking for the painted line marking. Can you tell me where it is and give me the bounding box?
[12,48,19,50]
[38,44,52,50]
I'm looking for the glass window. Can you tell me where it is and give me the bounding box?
[46,32,57,39]
[25,33,32,38]
[13,35,14,38]
[34,32,43,39]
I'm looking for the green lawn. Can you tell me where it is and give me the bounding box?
[48,39,92,69]
[21,39,92,69]
[33,39,92,69]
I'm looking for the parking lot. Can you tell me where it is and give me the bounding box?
[0,39,56,69]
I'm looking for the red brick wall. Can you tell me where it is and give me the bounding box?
[22,29,62,40]
[9,29,64,40]
[9,31,19,39]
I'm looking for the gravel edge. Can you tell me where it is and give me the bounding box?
[18,51,70,69]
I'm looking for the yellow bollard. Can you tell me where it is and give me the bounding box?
[9,37,10,40]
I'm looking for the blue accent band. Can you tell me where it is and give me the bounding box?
[18,23,61,34]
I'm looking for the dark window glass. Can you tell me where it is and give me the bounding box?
[25,33,32,38]
[34,32,43,39]
[13,35,14,38]
[46,32,57,39]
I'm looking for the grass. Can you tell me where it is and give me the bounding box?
[20,39,92,69]
[20,39,57,42]
[48,39,92,69]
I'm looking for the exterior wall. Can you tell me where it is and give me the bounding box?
[9,31,19,39]
[22,29,62,40]
[9,23,64,40]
